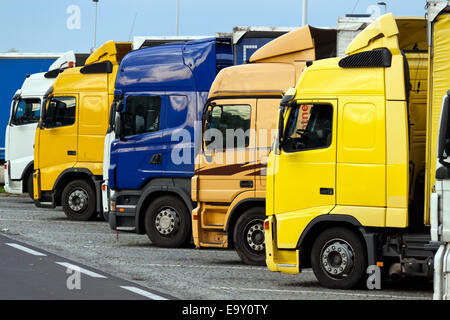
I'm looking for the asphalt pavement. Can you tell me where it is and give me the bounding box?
[0,193,434,300]
[0,232,174,300]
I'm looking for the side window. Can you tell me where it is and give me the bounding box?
[204,104,251,150]
[283,103,333,152]
[13,98,41,125]
[45,97,76,128]
[123,96,161,137]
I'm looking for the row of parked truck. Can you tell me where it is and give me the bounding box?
[3,1,450,298]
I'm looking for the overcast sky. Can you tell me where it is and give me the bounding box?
[0,0,428,53]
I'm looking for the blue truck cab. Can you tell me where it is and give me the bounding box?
[108,38,233,247]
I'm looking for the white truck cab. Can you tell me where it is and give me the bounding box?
[4,51,78,197]
[432,92,450,300]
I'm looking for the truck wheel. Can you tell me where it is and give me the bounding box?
[26,173,34,200]
[310,227,367,289]
[144,195,191,248]
[61,180,97,221]
[233,207,266,266]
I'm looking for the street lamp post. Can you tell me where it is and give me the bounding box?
[176,0,180,36]
[302,0,308,26]
[93,0,99,50]
[377,2,387,15]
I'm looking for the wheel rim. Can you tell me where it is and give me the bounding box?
[245,219,265,253]
[68,188,89,213]
[320,238,355,280]
[155,207,179,237]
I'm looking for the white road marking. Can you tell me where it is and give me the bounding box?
[212,286,431,300]
[141,263,313,272]
[0,218,101,225]
[120,286,168,300]
[6,243,47,256]
[55,262,107,278]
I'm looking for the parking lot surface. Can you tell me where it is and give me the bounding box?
[0,193,433,300]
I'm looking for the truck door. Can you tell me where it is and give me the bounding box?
[162,94,192,176]
[255,98,281,188]
[77,91,109,162]
[197,98,257,203]
[272,100,337,215]
[114,94,165,190]
[36,95,78,191]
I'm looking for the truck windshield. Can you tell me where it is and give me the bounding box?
[12,98,41,125]
[123,96,161,137]
[283,103,333,152]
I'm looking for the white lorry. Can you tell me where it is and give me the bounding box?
[423,0,450,300]
[4,51,84,198]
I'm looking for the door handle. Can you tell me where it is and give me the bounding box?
[67,150,76,156]
[320,188,334,195]
[150,153,162,165]
[240,180,253,188]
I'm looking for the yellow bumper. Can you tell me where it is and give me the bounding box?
[33,169,41,200]
[264,216,300,274]
[192,205,201,248]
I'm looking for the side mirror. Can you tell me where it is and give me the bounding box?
[116,100,124,113]
[115,113,126,141]
[202,109,212,122]
[438,91,450,166]
[277,88,297,150]
[107,101,117,133]
[40,87,54,129]
[280,87,297,107]
[9,99,18,126]
[39,104,46,129]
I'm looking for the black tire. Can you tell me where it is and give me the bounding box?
[233,207,266,266]
[61,179,97,221]
[310,227,367,290]
[144,195,191,248]
[26,173,34,200]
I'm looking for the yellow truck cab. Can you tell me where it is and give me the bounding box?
[191,26,337,265]
[265,14,434,289]
[33,41,132,221]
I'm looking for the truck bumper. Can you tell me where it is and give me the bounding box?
[192,205,201,247]
[4,173,23,194]
[33,190,56,209]
[102,180,109,215]
[191,202,228,248]
[4,161,22,194]
[264,216,300,274]
[109,190,137,232]
[434,244,450,300]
